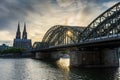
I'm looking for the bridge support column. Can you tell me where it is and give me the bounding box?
[101,48,119,67]
[35,52,43,59]
[51,51,61,60]
[69,51,82,67]
[69,48,119,67]
[69,50,100,67]
[35,52,51,59]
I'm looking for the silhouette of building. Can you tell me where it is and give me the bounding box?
[13,23,32,50]
[0,44,9,51]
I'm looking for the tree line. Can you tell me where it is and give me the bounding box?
[0,47,25,55]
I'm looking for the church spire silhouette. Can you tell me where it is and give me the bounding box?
[16,22,21,39]
[22,22,27,39]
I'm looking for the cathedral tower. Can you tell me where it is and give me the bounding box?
[22,23,27,39]
[13,22,31,50]
[16,22,21,39]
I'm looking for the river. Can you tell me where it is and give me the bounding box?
[0,58,119,80]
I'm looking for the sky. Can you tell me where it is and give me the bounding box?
[0,0,119,46]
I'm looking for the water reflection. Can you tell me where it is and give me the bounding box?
[0,58,119,80]
[71,67,119,80]
[56,58,70,80]
[56,58,120,80]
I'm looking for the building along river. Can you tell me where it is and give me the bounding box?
[0,58,119,80]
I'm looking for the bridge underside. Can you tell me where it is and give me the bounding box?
[34,47,119,67]
[69,48,119,67]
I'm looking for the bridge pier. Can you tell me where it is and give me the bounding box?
[50,51,62,60]
[101,48,119,67]
[34,51,64,60]
[33,48,119,67]
[69,50,100,67]
[35,52,51,60]
[69,50,82,67]
[69,48,119,67]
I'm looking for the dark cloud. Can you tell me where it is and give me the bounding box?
[95,0,118,3]
[0,0,45,30]
[74,0,117,15]
[78,0,117,4]
[51,0,116,15]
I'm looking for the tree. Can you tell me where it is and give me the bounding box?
[1,47,24,55]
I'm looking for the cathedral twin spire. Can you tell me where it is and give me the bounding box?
[16,22,21,39]
[22,23,27,39]
[16,22,27,39]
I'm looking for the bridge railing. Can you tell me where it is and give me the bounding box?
[80,33,120,43]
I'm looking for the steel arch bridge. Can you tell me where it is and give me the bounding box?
[42,25,85,48]
[33,2,120,49]
[80,2,120,41]
[33,42,45,49]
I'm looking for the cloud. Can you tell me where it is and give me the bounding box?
[0,0,45,30]
[60,0,119,26]
[0,31,12,40]
[0,31,13,46]
[102,1,119,8]
[58,0,104,26]
[56,0,74,7]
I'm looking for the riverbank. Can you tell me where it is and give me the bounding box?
[0,53,32,58]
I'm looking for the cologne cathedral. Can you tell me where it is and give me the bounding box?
[13,23,32,50]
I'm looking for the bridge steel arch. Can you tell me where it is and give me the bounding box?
[42,25,85,48]
[33,42,44,49]
[80,2,120,41]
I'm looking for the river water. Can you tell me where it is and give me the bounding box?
[0,58,119,80]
